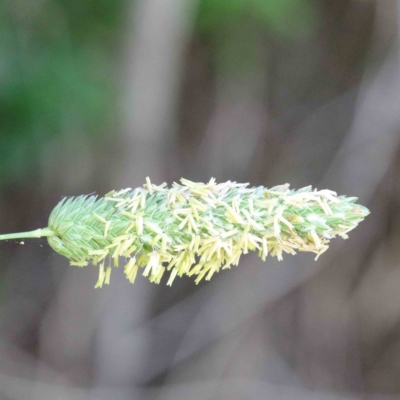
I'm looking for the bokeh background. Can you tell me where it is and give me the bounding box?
[0,0,399,399]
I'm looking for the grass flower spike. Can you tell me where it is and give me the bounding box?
[0,178,369,287]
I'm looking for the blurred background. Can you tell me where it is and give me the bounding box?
[0,0,399,399]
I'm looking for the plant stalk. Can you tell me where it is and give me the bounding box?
[0,228,55,241]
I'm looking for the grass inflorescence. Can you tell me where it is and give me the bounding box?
[0,177,369,287]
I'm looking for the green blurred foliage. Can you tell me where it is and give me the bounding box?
[0,1,125,185]
[0,0,320,185]
[196,0,319,77]
[197,0,318,38]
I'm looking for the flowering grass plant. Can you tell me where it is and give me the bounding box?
[0,178,369,287]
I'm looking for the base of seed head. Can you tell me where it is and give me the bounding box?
[0,177,370,287]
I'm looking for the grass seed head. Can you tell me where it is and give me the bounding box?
[0,178,370,287]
